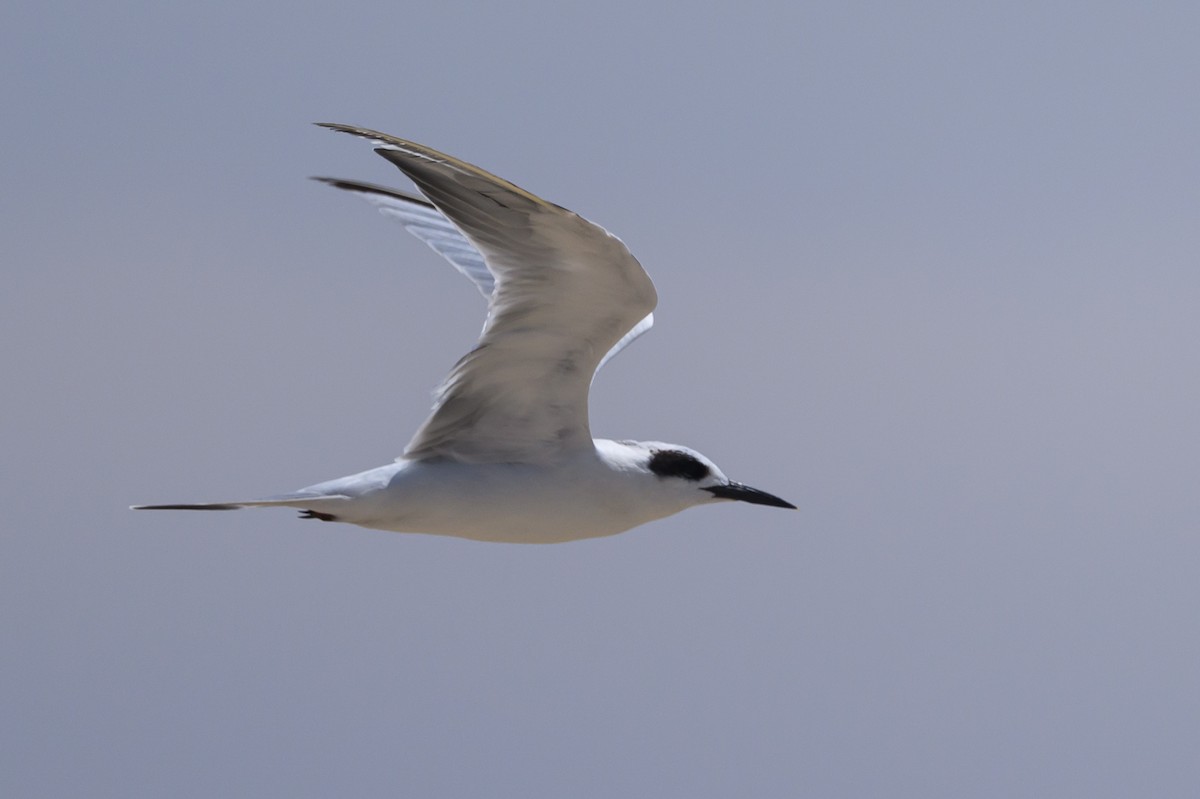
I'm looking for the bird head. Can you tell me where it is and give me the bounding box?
[628,442,796,511]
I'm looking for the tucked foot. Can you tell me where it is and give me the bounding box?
[299,510,338,522]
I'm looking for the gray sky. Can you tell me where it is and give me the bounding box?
[4,1,1199,796]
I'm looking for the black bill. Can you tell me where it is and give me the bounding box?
[703,482,796,509]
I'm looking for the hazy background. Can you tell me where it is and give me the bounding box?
[4,1,1199,796]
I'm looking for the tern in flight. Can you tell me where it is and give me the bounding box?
[134,124,795,543]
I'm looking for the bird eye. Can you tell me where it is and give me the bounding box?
[648,450,710,481]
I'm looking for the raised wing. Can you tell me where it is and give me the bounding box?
[314,177,654,370]
[318,124,658,464]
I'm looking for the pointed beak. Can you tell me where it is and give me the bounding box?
[703,481,796,509]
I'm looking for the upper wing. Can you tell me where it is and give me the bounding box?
[318,123,658,464]
[313,177,654,373]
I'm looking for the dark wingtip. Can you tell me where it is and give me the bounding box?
[310,176,355,189]
[308,176,434,207]
[314,122,375,138]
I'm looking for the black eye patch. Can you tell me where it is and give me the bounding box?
[648,449,710,481]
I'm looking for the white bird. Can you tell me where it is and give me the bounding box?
[133,124,795,543]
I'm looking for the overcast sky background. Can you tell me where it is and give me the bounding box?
[4,2,1199,796]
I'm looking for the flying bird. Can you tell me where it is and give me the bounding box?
[133,124,795,543]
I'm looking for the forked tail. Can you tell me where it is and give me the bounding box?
[131,494,350,512]
[132,503,245,511]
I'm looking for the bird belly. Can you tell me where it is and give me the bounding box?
[326,460,669,544]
